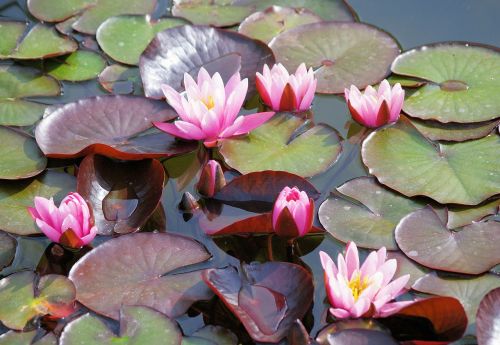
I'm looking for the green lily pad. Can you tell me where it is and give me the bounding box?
[447,198,499,229]
[60,306,182,345]
[318,176,427,250]
[238,6,321,44]
[219,113,342,178]
[269,22,400,94]
[0,22,77,59]
[0,331,57,345]
[98,64,143,94]
[182,326,238,345]
[45,51,106,81]
[0,126,47,180]
[412,273,500,330]
[410,116,500,141]
[392,42,500,123]
[96,15,187,65]
[0,63,60,126]
[0,271,76,330]
[0,171,76,235]
[387,75,426,88]
[361,117,500,205]
[27,0,96,22]
[0,231,16,270]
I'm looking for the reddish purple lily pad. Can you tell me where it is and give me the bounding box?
[139,25,274,98]
[476,287,500,345]
[77,154,165,235]
[203,262,313,343]
[35,95,197,160]
[395,206,500,275]
[69,232,213,320]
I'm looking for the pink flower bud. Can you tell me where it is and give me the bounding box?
[197,160,226,197]
[272,186,314,238]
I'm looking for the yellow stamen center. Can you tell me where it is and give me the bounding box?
[348,273,370,301]
[203,96,215,110]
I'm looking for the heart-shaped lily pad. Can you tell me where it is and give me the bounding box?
[97,15,187,65]
[219,113,342,177]
[0,331,56,345]
[395,206,500,274]
[27,0,96,22]
[412,273,500,329]
[0,271,75,330]
[0,171,76,235]
[139,25,275,98]
[447,198,500,229]
[318,176,427,250]
[0,63,60,126]
[203,262,313,343]
[238,6,321,44]
[0,126,47,180]
[35,95,197,160]
[0,232,16,270]
[410,117,500,142]
[391,42,500,123]
[45,51,106,81]
[69,232,213,320]
[0,22,77,59]
[269,22,400,94]
[476,287,500,345]
[77,154,165,235]
[98,64,143,94]
[60,306,182,345]
[362,117,500,205]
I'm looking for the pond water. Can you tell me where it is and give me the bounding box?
[0,0,499,344]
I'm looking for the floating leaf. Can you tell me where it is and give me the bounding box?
[0,126,47,180]
[362,118,500,205]
[0,171,75,235]
[0,271,75,330]
[203,262,313,343]
[97,15,187,65]
[0,331,56,345]
[0,22,77,59]
[269,22,400,94]
[77,154,165,235]
[60,306,182,345]
[139,25,274,98]
[35,95,197,159]
[0,63,60,126]
[0,231,16,270]
[45,51,106,81]
[447,198,500,229]
[219,113,342,177]
[318,176,427,250]
[182,325,238,345]
[238,6,321,44]
[392,42,500,123]
[316,329,398,345]
[476,287,500,345]
[69,232,213,320]
[395,206,500,274]
[27,0,96,22]
[98,64,143,94]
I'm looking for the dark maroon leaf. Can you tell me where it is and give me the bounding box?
[202,262,313,343]
[69,232,213,320]
[139,25,275,98]
[476,287,500,345]
[35,95,197,160]
[214,170,320,212]
[288,319,311,345]
[77,154,165,235]
[317,329,399,345]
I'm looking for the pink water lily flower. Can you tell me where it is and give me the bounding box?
[154,68,275,147]
[344,80,404,128]
[320,242,411,319]
[28,192,97,248]
[256,63,317,112]
[272,186,314,238]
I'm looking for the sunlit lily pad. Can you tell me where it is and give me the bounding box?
[35,95,197,159]
[0,232,16,270]
[139,25,274,98]
[27,0,96,22]
[69,232,213,320]
[203,262,313,343]
[392,42,500,123]
[77,154,165,235]
[0,171,75,235]
[0,22,77,59]
[447,198,499,229]
[0,271,76,330]
[60,306,182,345]
[45,51,106,81]
[318,176,427,250]
[269,22,400,94]
[98,64,143,94]
[0,126,47,180]
[0,63,60,126]
[219,113,342,177]
[412,273,500,329]
[476,287,500,345]
[238,6,321,44]
[395,206,500,274]
[0,331,56,345]
[362,118,500,205]
[97,15,187,65]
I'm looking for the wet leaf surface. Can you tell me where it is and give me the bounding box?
[45,51,106,81]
